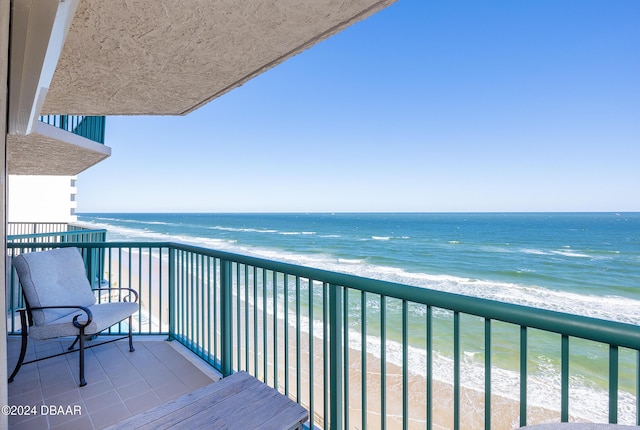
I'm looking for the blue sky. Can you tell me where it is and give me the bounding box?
[78,0,640,213]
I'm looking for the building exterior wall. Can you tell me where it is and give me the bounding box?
[1,0,11,421]
[8,175,78,223]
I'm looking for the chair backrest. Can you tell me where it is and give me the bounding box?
[12,247,96,326]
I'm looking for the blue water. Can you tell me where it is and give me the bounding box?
[78,212,640,324]
[76,212,640,420]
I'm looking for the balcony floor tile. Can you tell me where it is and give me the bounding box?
[7,336,218,429]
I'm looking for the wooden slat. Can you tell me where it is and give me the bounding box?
[107,371,308,430]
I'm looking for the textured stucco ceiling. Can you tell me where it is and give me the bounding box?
[7,122,111,175]
[42,0,396,116]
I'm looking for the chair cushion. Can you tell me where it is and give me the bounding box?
[29,302,139,340]
[13,248,97,325]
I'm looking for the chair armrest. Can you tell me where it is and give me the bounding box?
[92,287,139,303]
[28,305,93,328]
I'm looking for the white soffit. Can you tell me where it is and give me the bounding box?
[8,0,79,134]
[42,0,397,116]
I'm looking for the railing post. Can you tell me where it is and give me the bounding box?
[220,259,233,377]
[167,247,175,341]
[609,345,619,424]
[100,116,106,143]
[329,284,343,430]
[84,245,93,284]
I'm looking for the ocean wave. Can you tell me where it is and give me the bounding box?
[551,249,591,258]
[521,248,548,255]
[80,218,640,324]
[89,217,177,227]
[357,332,630,424]
[251,250,640,325]
[210,226,278,234]
[265,295,635,425]
[337,258,363,264]
[519,248,593,259]
[76,221,169,240]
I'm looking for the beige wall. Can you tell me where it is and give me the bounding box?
[1,0,11,424]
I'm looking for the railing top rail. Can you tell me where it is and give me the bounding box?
[7,229,108,241]
[170,242,640,350]
[8,240,640,350]
[7,221,69,225]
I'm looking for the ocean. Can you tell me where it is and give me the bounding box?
[77,212,640,425]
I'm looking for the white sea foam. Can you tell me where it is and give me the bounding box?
[356,332,628,424]
[519,247,595,258]
[521,248,548,255]
[337,258,362,264]
[77,221,170,241]
[80,219,640,325]
[551,249,591,258]
[211,226,278,234]
[90,217,177,227]
[265,293,636,425]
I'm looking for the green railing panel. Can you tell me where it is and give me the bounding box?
[7,229,107,245]
[38,115,106,144]
[6,240,640,429]
[7,222,68,236]
[7,222,103,237]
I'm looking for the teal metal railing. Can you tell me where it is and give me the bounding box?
[7,228,107,244]
[38,115,106,144]
[6,241,640,429]
[7,221,78,236]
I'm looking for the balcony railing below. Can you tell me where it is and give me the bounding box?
[6,241,640,430]
[7,222,105,237]
[38,115,105,144]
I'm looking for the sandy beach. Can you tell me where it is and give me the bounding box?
[263,309,560,430]
[103,247,171,333]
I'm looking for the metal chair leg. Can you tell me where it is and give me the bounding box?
[8,310,29,383]
[78,328,86,387]
[68,335,80,351]
[128,315,135,352]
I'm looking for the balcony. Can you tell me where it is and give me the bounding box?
[7,222,107,239]
[38,116,106,145]
[6,233,640,429]
[7,116,110,176]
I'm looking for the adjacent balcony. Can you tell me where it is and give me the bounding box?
[7,222,107,239]
[7,116,111,176]
[6,229,640,429]
[38,115,106,145]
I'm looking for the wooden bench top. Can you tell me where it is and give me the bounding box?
[107,371,308,430]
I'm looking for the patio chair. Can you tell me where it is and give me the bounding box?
[8,247,139,387]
